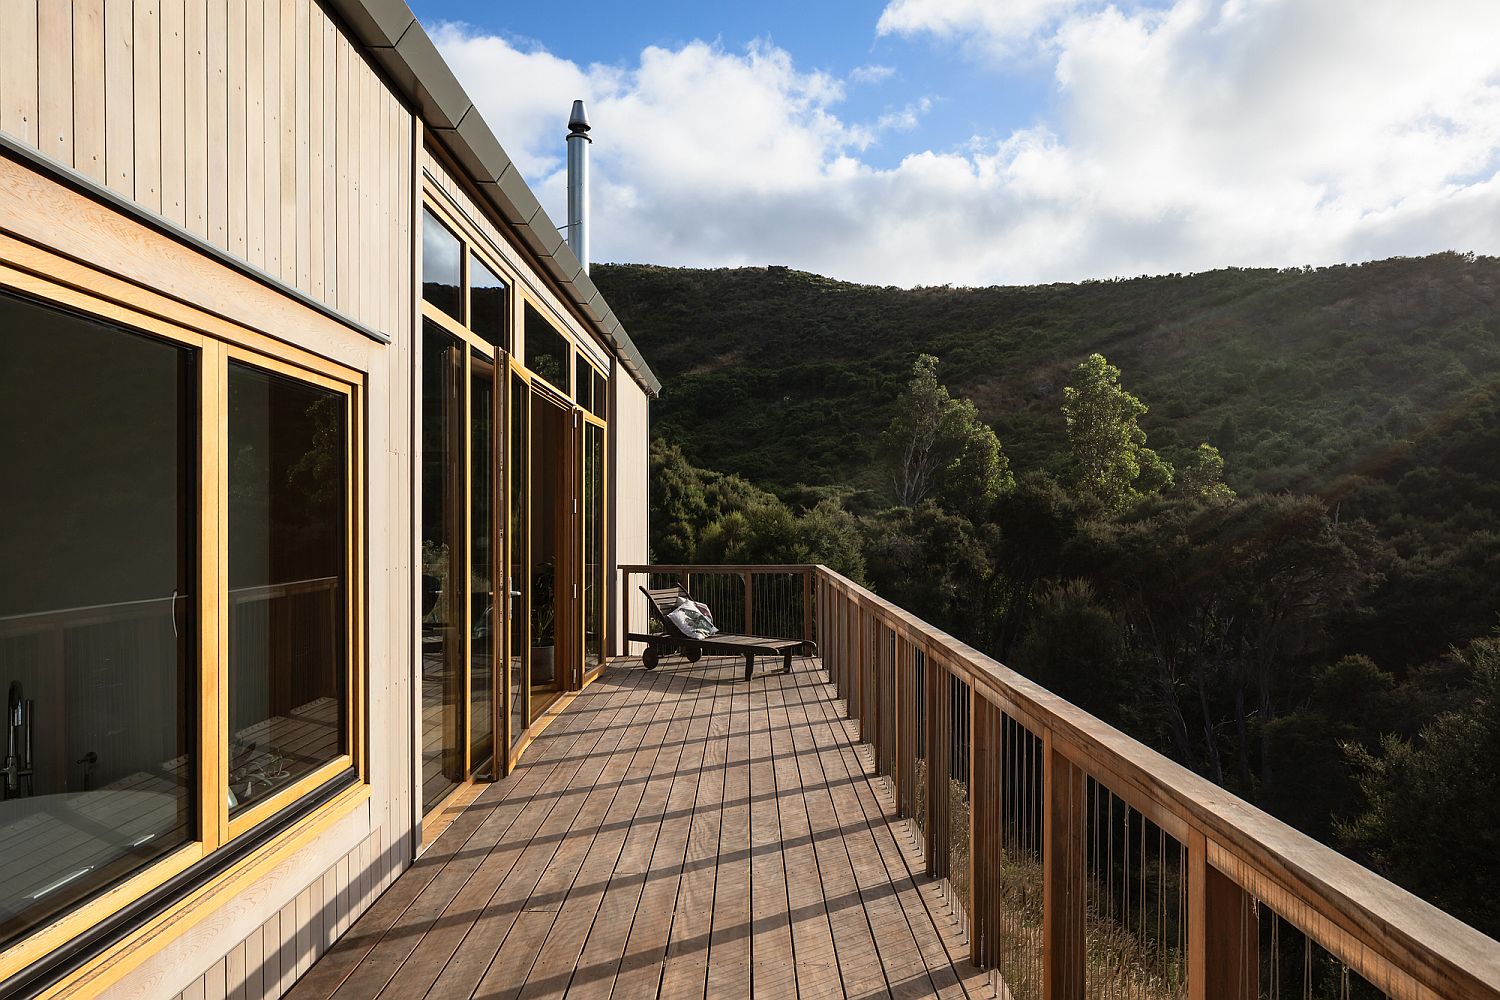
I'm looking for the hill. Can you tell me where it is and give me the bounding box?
[595,253,1500,505]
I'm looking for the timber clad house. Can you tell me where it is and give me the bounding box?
[1,2,1498,1000]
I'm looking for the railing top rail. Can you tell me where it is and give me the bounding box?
[812,564,1500,999]
[620,564,818,575]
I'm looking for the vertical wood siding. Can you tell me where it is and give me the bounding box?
[157,826,401,1000]
[0,0,411,340]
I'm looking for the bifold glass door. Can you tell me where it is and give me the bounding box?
[420,321,503,816]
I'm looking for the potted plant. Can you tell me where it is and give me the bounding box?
[530,561,556,685]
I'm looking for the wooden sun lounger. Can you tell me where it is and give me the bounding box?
[628,585,816,681]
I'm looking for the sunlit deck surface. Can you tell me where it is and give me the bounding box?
[289,655,992,999]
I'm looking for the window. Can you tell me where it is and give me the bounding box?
[575,354,592,410]
[422,208,463,323]
[470,253,507,352]
[0,279,362,961]
[226,363,349,817]
[420,322,466,812]
[524,304,570,394]
[0,291,196,949]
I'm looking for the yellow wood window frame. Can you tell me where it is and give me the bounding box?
[0,244,368,984]
[416,186,617,828]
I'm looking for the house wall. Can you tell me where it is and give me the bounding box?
[0,2,418,996]
[0,2,652,995]
[0,0,412,341]
[612,368,651,653]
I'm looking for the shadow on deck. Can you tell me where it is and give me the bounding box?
[287,655,992,1000]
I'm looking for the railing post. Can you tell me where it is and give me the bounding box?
[970,693,991,967]
[1043,731,1086,999]
[925,654,946,878]
[742,570,753,634]
[1190,834,1258,1000]
[802,567,813,642]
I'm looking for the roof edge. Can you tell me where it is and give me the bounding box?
[323,0,661,396]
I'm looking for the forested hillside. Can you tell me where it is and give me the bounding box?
[597,253,1500,500]
[596,252,1500,938]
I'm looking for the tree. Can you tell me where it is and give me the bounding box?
[1062,353,1170,510]
[1339,637,1500,937]
[1180,443,1236,504]
[883,354,1012,515]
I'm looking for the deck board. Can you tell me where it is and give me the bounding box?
[289,657,992,1000]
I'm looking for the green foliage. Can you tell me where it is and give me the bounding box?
[882,354,1012,517]
[1179,443,1235,504]
[617,254,1500,932]
[1339,637,1500,937]
[1063,353,1165,509]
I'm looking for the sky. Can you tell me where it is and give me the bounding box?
[412,0,1500,288]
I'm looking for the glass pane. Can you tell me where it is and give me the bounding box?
[509,372,529,742]
[470,253,507,351]
[523,304,569,393]
[592,370,607,418]
[227,362,348,817]
[420,323,465,812]
[584,423,604,670]
[574,355,591,409]
[0,291,195,949]
[422,207,463,323]
[470,356,495,771]
[529,394,563,713]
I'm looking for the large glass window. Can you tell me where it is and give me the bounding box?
[0,291,195,948]
[226,363,349,816]
[583,422,605,672]
[470,355,496,772]
[524,304,570,394]
[422,208,463,323]
[508,373,529,745]
[421,323,466,812]
[470,253,507,352]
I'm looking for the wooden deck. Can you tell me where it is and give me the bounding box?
[288,655,992,1000]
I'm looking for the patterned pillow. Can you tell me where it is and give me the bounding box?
[668,597,718,638]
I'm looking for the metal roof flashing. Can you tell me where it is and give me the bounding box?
[323,0,661,397]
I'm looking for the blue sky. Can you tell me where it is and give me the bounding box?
[415,0,1500,287]
[412,0,1052,171]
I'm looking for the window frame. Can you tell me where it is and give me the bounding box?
[0,252,368,981]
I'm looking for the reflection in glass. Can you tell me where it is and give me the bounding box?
[529,394,564,712]
[226,362,348,816]
[422,208,463,322]
[470,356,495,772]
[470,253,507,351]
[574,355,591,410]
[509,373,530,743]
[592,369,607,418]
[524,305,569,393]
[584,423,605,671]
[421,323,465,812]
[0,291,195,948]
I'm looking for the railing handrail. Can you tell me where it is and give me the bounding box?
[619,563,818,575]
[813,563,1500,999]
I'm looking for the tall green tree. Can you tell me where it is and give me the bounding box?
[1180,442,1236,504]
[883,354,1012,516]
[1062,353,1171,510]
[1339,637,1500,937]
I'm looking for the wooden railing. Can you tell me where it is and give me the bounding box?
[620,564,815,641]
[625,564,1500,1000]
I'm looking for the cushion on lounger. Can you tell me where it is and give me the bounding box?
[669,597,718,639]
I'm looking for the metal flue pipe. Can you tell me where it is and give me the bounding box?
[566,99,591,273]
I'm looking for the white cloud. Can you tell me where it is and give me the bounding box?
[851,63,897,84]
[431,1,1500,288]
[876,0,1083,57]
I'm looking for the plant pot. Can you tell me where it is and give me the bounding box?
[530,645,555,686]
